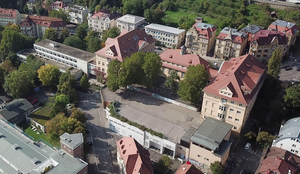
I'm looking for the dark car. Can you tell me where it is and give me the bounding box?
[285,66,292,71]
[155,47,162,50]
[31,99,38,105]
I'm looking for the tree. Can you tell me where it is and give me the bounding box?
[210,161,224,174]
[95,4,102,12]
[178,65,209,104]
[63,36,86,50]
[244,131,257,141]
[23,4,29,14]
[85,31,102,52]
[107,59,121,91]
[178,17,195,31]
[284,84,300,108]
[3,70,34,98]
[142,52,162,87]
[256,131,275,148]
[49,94,69,117]
[45,113,67,140]
[43,28,59,41]
[19,54,44,82]
[57,71,76,90]
[76,23,88,40]
[37,64,61,87]
[0,66,5,90]
[2,60,16,74]
[158,156,172,168]
[45,0,53,11]
[102,26,120,43]
[60,28,70,43]
[267,48,282,79]
[164,70,180,92]
[70,108,87,123]
[49,9,69,23]
[80,74,90,91]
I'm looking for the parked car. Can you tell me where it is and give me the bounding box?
[284,66,292,71]
[31,99,38,105]
[155,47,162,50]
[244,143,251,150]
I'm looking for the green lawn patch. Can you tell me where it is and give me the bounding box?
[163,11,198,27]
[30,106,51,125]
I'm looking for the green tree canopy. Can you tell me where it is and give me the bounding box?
[60,28,70,43]
[164,70,180,92]
[48,94,70,118]
[102,26,120,43]
[284,84,300,108]
[57,70,76,90]
[43,28,59,41]
[267,48,282,79]
[63,36,86,50]
[158,156,173,168]
[80,73,90,92]
[142,52,162,86]
[76,23,88,40]
[37,64,61,87]
[244,131,257,141]
[70,108,87,123]
[178,17,195,31]
[256,131,274,148]
[210,161,224,174]
[178,65,209,104]
[107,59,121,92]
[19,54,44,81]
[85,31,101,52]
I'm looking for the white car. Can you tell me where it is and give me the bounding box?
[245,143,251,150]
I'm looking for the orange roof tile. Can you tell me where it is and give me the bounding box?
[174,163,204,174]
[20,15,66,28]
[268,20,299,36]
[0,8,18,18]
[203,54,267,105]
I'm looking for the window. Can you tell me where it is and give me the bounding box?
[230,109,234,112]
[102,68,105,72]
[98,61,101,65]
[296,150,299,153]
[102,62,104,66]
[291,149,295,152]
[168,69,172,74]
[292,144,296,147]
[231,101,234,104]
[198,155,201,157]
[228,116,232,119]
[235,118,239,121]
[237,111,241,114]
[181,73,185,78]
[204,158,209,161]
[219,106,226,111]
[221,98,227,104]
[218,113,225,119]
[233,126,237,130]
[239,104,243,107]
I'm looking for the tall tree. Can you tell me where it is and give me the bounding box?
[37,64,61,87]
[142,52,162,87]
[63,36,86,50]
[60,28,70,43]
[70,108,87,123]
[210,161,224,174]
[2,60,16,74]
[284,84,300,108]
[80,74,90,91]
[49,9,69,23]
[178,65,209,104]
[164,70,180,93]
[0,66,5,90]
[256,131,275,148]
[87,36,101,52]
[45,0,53,11]
[43,28,59,41]
[19,54,44,81]
[57,70,76,90]
[267,48,282,79]
[107,59,121,92]
[76,23,88,40]
[102,26,120,43]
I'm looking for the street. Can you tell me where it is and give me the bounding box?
[77,91,121,174]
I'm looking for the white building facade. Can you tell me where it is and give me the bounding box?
[88,11,121,33]
[116,14,145,32]
[0,8,21,26]
[64,5,89,24]
[272,117,300,157]
[145,23,186,48]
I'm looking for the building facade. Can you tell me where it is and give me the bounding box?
[174,162,204,174]
[249,30,287,63]
[60,133,85,160]
[95,29,155,76]
[64,5,89,24]
[0,8,21,26]
[88,10,122,33]
[34,39,96,76]
[20,15,66,38]
[116,14,145,32]
[201,54,267,135]
[145,23,185,48]
[214,27,247,60]
[268,20,299,50]
[272,117,300,157]
[185,22,217,56]
[116,137,154,174]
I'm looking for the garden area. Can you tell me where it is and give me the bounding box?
[29,106,51,126]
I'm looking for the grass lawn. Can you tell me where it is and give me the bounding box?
[18,122,60,147]
[30,106,51,125]
[163,11,198,27]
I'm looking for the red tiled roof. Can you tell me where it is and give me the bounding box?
[193,23,217,39]
[159,49,217,77]
[203,54,267,105]
[95,29,156,62]
[116,137,154,174]
[175,164,204,174]
[217,28,247,44]
[268,21,299,36]
[0,8,18,18]
[258,147,300,174]
[91,10,121,20]
[20,15,66,28]
[251,30,287,45]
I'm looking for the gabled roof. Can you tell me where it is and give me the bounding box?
[175,163,204,174]
[0,99,33,121]
[60,133,84,149]
[21,15,66,28]
[268,20,299,35]
[275,117,300,143]
[116,137,154,174]
[90,10,122,20]
[257,147,300,174]
[95,29,156,62]
[0,8,19,18]
[190,22,217,39]
[217,27,247,44]
[251,30,287,45]
[203,54,267,105]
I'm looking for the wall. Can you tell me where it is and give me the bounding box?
[189,142,221,167]
[273,138,300,156]
[27,117,46,133]
[61,143,84,159]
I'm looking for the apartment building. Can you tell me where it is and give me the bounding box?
[174,162,204,174]
[201,54,267,135]
[159,46,218,80]
[240,24,263,42]
[116,137,154,174]
[272,117,300,157]
[34,39,96,76]
[145,23,185,48]
[88,10,122,33]
[189,117,232,167]
[214,27,247,60]
[42,1,67,10]
[20,15,66,38]
[185,22,217,56]
[268,20,299,50]
[95,29,155,76]
[64,5,89,24]
[60,133,85,159]
[116,14,145,32]
[0,119,88,174]
[0,8,21,26]
[249,30,288,63]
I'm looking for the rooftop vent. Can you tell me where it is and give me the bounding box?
[60,152,65,156]
[122,150,126,154]
[121,145,125,149]
[188,60,192,64]
[31,158,39,164]
[245,64,250,68]
[12,144,19,150]
[169,55,173,58]
[49,43,57,48]
[120,140,123,144]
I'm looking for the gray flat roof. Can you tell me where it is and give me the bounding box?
[34,39,96,62]
[190,117,232,150]
[60,133,83,149]
[240,24,263,34]
[145,23,186,35]
[276,117,300,142]
[271,19,296,28]
[0,98,33,121]
[221,27,247,37]
[180,127,197,145]
[117,14,145,24]
[214,140,232,157]
[194,22,215,29]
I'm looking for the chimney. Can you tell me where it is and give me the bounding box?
[183,166,186,171]
[288,170,291,174]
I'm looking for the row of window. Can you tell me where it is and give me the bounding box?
[197,155,209,161]
[146,30,177,38]
[35,46,78,63]
[162,68,185,78]
[154,36,176,43]
[221,98,243,107]
[36,52,77,68]
[291,149,299,154]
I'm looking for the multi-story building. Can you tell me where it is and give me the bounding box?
[240,24,263,42]
[256,147,300,174]
[64,5,89,24]
[185,22,217,56]
[145,23,185,48]
[95,29,155,76]
[34,39,96,76]
[60,133,85,160]
[0,8,21,26]
[189,117,232,167]
[272,117,300,157]
[116,137,154,174]
[88,10,122,33]
[159,46,218,80]
[249,30,288,63]
[268,20,299,50]
[214,27,248,60]
[42,1,67,10]
[0,119,88,174]
[174,162,204,174]
[20,15,66,38]
[116,14,145,32]
[201,54,267,135]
